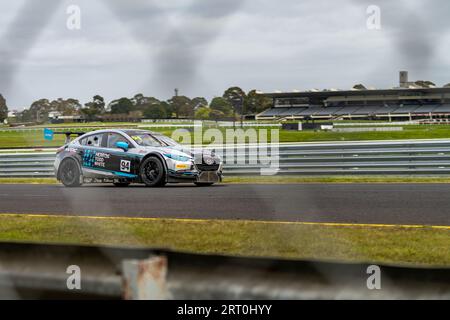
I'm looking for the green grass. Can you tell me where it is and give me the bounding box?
[276,125,450,142]
[0,214,448,266]
[0,127,176,148]
[3,123,450,148]
[0,130,67,148]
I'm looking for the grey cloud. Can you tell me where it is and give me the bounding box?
[103,0,245,94]
[0,0,61,91]
[352,0,450,73]
[185,0,244,18]
[1,0,450,107]
[152,0,245,93]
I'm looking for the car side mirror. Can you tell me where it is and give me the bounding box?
[116,141,129,152]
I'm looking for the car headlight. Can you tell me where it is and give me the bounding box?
[164,153,191,162]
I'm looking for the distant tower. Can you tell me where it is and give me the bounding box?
[174,88,179,97]
[399,71,409,88]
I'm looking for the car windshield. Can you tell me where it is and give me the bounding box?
[126,132,164,147]
[153,134,179,147]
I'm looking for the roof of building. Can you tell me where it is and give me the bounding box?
[262,87,450,99]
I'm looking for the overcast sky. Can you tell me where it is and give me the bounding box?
[1,0,450,109]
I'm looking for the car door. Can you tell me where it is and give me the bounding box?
[78,132,109,176]
[103,132,139,178]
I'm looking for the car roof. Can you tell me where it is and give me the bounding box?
[123,129,159,135]
[72,128,159,144]
[77,128,157,136]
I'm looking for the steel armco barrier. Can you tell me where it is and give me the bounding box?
[4,139,450,177]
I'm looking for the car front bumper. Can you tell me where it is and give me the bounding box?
[167,168,222,183]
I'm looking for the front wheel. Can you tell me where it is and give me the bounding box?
[59,158,82,187]
[140,156,166,187]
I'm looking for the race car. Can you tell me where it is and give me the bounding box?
[51,129,223,187]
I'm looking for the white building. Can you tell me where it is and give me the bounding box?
[7,110,18,118]
[48,111,62,119]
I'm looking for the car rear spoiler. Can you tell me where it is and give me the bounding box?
[44,128,86,144]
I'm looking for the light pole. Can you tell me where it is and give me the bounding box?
[231,96,244,128]
[240,96,245,128]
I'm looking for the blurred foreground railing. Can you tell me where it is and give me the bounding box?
[0,242,448,299]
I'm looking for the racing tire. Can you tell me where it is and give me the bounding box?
[59,158,82,188]
[140,156,166,187]
[194,182,215,187]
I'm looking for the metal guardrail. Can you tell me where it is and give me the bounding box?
[4,140,450,177]
[0,242,448,299]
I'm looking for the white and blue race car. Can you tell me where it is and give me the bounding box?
[52,129,222,187]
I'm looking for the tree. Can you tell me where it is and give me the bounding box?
[210,97,233,116]
[245,90,273,114]
[26,98,81,122]
[415,80,436,88]
[132,94,160,112]
[82,95,105,120]
[143,103,167,119]
[223,86,246,115]
[209,109,226,121]
[168,95,193,118]
[194,106,211,120]
[133,93,145,106]
[17,109,33,122]
[110,97,133,114]
[191,97,208,110]
[0,94,7,123]
[92,95,105,111]
[29,98,51,122]
[353,84,367,90]
[50,98,81,116]
[160,101,173,118]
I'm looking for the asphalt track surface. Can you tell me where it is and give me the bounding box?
[0,184,449,226]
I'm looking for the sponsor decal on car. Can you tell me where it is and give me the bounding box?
[94,152,110,168]
[175,163,190,170]
[82,150,111,168]
[120,160,131,172]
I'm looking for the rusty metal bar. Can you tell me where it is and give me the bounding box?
[0,242,448,299]
[122,256,170,300]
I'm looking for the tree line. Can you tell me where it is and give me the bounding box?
[0,87,272,123]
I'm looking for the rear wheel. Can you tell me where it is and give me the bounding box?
[140,156,166,187]
[59,158,82,187]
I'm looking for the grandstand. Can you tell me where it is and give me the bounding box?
[257,72,450,121]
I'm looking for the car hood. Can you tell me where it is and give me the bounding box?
[168,145,218,159]
[140,145,217,160]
